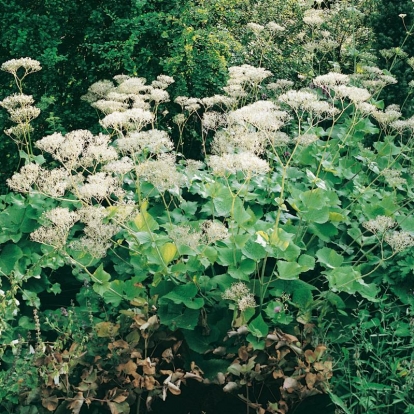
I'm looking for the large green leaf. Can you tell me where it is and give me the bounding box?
[92,265,111,296]
[0,244,23,275]
[277,261,302,280]
[242,239,266,261]
[183,326,220,354]
[162,283,204,309]
[248,313,269,338]
[325,266,360,294]
[316,247,344,269]
[103,280,124,306]
[158,304,199,330]
[213,187,234,216]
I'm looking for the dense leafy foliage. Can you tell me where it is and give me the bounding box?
[1,1,414,414]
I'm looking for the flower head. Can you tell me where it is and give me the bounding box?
[362,216,397,234]
[1,58,41,75]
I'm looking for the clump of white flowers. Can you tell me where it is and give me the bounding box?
[201,220,229,244]
[222,282,256,312]
[31,208,79,248]
[362,216,397,234]
[168,225,202,250]
[1,57,41,75]
[362,216,414,253]
[384,231,414,253]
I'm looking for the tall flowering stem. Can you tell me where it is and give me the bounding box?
[0,58,42,160]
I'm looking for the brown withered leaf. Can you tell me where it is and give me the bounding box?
[131,350,142,359]
[108,340,129,351]
[67,392,85,414]
[183,371,203,382]
[190,361,204,376]
[279,332,299,343]
[81,368,97,384]
[304,349,316,364]
[213,346,227,356]
[313,362,326,372]
[76,381,98,393]
[162,348,174,362]
[167,381,181,395]
[42,395,59,412]
[305,372,317,389]
[238,346,249,362]
[273,369,284,379]
[171,370,185,383]
[276,348,290,361]
[113,391,129,403]
[314,345,327,359]
[144,375,156,390]
[283,377,299,393]
[107,401,130,414]
[117,359,138,376]
[172,340,182,354]
[143,364,156,376]
[95,322,120,338]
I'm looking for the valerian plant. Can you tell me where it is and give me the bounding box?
[1,53,414,413]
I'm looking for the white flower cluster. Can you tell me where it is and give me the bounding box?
[201,220,228,244]
[116,129,174,155]
[390,116,414,133]
[247,21,285,34]
[76,172,122,202]
[201,95,235,109]
[372,105,402,127]
[83,73,173,135]
[382,168,406,188]
[303,9,325,26]
[279,90,319,111]
[92,99,128,115]
[223,65,272,99]
[0,90,41,142]
[296,133,319,146]
[211,127,267,156]
[362,216,414,253]
[1,58,41,75]
[247,22,265,33]
[174,96,201,112]
[168,225,202,250]
[31,208,79,248]
[0,93,35,110]
[36,130,117,170]
[362,216,397,234]
[100,108,154,133]
[222,282,256,312]
[267,80,294,93]
[313,72,348,87]
[384,231,414,253]
[208,152,270,176]
[68,205,125,258]
[8,106,41,123]
[102,157,134,175]
[7,163,72,197]
[135,153,185,192]
[354,66,398,93]
[228,100,290,132]
[202,111,227,131]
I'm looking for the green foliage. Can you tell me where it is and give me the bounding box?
[329,296,414,414]
[369,0,414,114]
[1,1,414,413]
